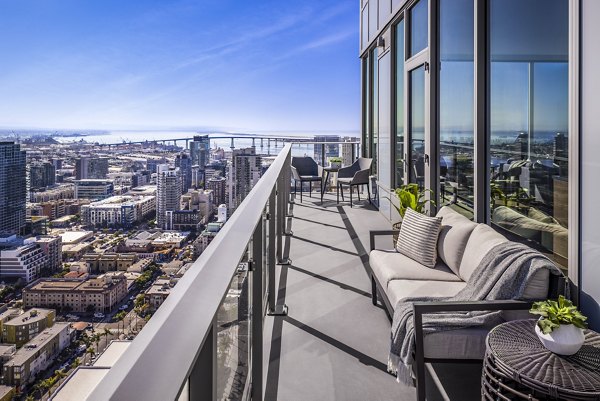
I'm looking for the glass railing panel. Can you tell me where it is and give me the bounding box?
[216,255,252,400]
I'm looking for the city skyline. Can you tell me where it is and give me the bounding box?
[0,0,360,132]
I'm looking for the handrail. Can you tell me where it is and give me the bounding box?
[87,144,293,401]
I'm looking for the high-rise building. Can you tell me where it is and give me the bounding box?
[190,135,210,169]
[227,148,262,211]
[34,235,62,273]
[75,157,109,180]
[156,165,182,230]
[191,165,203,189]
[175,153,192,193]
[0,142,27,235]
[313,135,341,165]
[0,243,47,283]
[146,158,167,174]
[206,175,226,208]
[29,162,56,190]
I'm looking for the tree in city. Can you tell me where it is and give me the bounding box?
[114,311,127,336]
[86,346,96,364]
[86,304,96,314]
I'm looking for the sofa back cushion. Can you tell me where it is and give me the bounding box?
[459,224,509,281]
[396,208,442,268]
[436,206,478,276]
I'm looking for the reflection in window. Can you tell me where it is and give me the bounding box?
[363,57,370,158]
[371,48,379,176]
[409,66,425,189]
[410,0,428,57]
[395,20,405,186]
[439,0,474,217]
[489,0,569,269]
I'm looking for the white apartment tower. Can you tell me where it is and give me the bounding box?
[156,165,182,230]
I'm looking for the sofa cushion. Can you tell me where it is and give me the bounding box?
[396,208,442,268]
[386,279,466,309]
[459,224,508,281]
[436,206,478,276]
[370,250,463,288]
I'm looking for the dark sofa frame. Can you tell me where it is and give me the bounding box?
[368,230,566,401]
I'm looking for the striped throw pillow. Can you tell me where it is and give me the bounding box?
[396,208,442,268]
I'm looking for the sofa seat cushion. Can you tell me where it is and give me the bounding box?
[396,208,442,268]
[424,326,492,359]
[459,224,508,281]
[370,250,462,288]
[436,206,478,275]
[299,175,322,181]
[386,279,466,309]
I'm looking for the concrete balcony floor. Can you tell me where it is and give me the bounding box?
[262,191,482,401]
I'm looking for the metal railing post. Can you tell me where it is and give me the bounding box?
[268,188,276,312]
[276,171,284,263]
[321,143,326,166]
[251,218,263,401]
[285,151,293,218]
[189,320,216,401]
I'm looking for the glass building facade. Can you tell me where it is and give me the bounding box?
[361,0,571,273]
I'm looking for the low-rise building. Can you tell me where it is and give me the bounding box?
[144,278,173,311]
[80,195,155,228]
[74,179,114,200]
[1,323,71,387]
[151,231,189,249]
[82,253,138,273]
[23,274,128,313]
[193,222,223,255]
[1,308,56,347]
[29,184,74,203]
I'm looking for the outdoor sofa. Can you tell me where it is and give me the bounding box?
[369,206,565,401]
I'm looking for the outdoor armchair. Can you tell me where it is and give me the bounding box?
[291,156,323,202]
[337,157,372,207]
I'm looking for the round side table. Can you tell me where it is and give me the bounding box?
[482,319,600,400]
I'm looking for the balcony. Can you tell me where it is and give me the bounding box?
[84,144,482,401]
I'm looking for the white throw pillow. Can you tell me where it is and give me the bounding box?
[396,208,442,268]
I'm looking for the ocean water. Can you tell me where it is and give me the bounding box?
[56,130,360,159]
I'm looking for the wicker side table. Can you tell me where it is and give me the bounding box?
[482,319,600,401]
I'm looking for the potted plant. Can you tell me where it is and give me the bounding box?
[389,183,435,244]
[530,295,588,355]
[328,157,342,169]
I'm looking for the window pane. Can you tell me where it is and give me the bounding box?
[363,56,370,157]
[409,65,425,189]
[439,0,474,217]
[489,0,569,269]
[371,48,379,174]
[395,20,405,186]
[410,0,428,57]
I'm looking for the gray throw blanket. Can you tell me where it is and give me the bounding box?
[388,241,563,385]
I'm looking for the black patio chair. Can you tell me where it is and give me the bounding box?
[291,157,323,202]
[337,157,372,207]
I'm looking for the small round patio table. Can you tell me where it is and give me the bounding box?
[482,319,600,401]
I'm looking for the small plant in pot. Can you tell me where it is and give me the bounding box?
[328,157,342,169]
[389,184,435,244]
[530,295,588,355]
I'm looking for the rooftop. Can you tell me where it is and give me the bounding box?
[5,323,69,367]
[59,231,93,244]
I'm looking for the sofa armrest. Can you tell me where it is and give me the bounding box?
[412,300,532,360]
[369,230,399,251]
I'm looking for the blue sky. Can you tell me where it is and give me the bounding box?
[0,0,360,132]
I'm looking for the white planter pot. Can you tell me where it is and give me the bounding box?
[534,320,585,355]
[329,162,341,169]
